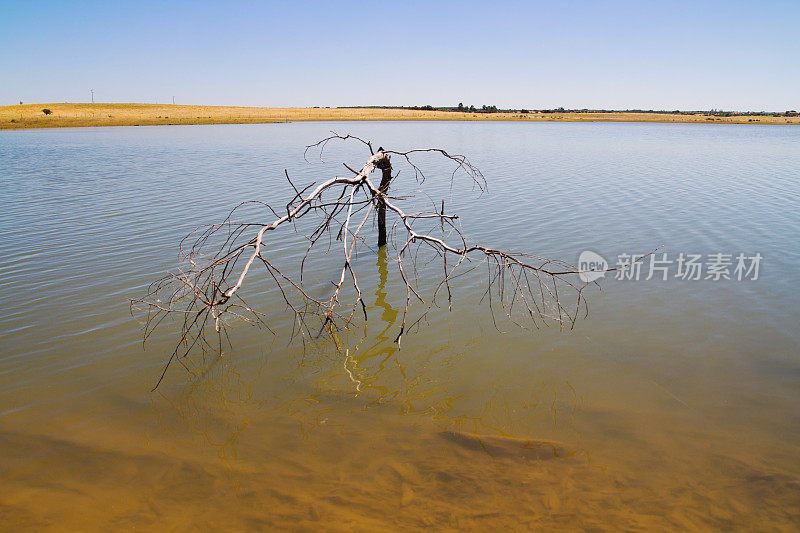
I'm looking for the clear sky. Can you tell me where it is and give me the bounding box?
[2,0,798,111]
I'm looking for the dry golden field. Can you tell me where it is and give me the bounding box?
[1,103,798,129]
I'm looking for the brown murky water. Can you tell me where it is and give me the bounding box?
[1,122,799,530]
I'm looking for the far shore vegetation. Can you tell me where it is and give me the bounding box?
[2,102,798,130]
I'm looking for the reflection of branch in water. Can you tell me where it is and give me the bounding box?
[375,248,399,327]
[357,248,400,365]
[276,258,585,446]
[152,250,591,465]
[341,250,398,393]
[343,349,361,392]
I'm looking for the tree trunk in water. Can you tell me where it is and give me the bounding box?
[375,152,392,248]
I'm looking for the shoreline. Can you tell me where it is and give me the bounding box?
[2,103,798,130]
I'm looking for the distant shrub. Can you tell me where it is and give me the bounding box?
[10,119,16,123]
[42,108,52,115]
[520,109,529,114]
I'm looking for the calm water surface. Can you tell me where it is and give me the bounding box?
[1,122,799,530]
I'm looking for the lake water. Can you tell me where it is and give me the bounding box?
[1,122,799,530]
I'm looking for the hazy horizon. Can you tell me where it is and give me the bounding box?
[6,103,796,114]
[2,0,798,112]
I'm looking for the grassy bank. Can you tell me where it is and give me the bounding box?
[2,103,798,130]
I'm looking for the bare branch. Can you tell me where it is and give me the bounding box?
[132,136,640,389]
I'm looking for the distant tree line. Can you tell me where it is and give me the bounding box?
[342,104,526,114]
[339,105,798,117]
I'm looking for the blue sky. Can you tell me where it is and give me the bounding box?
[1,0,798,110]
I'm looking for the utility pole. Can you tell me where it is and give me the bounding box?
[172,96,175,105]
[90,89,94,103]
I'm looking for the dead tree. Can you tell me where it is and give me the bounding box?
[375,149,392,248]
[132,133,608,390]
